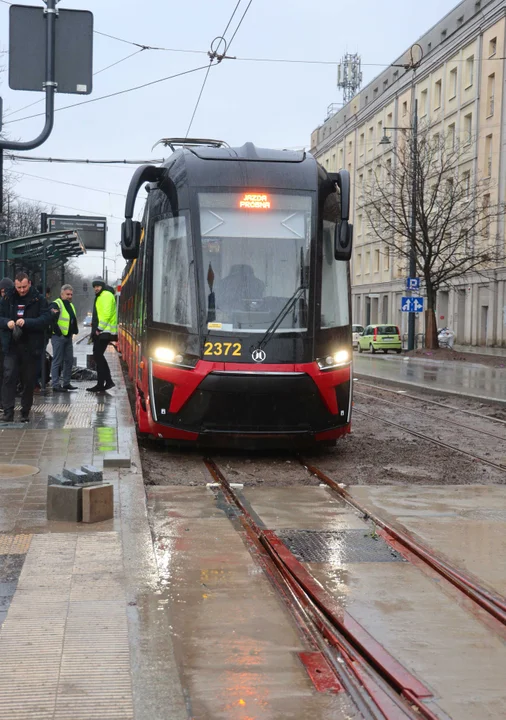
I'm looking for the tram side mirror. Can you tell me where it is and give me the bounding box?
[335,220,353,262]
[121,219,142,260]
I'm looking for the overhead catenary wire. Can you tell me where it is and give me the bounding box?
[8,170,125,196]
[6,154,166,165]
[3,64,210,125]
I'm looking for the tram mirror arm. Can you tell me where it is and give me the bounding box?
[334,169,353,262]
[121,164,164,259]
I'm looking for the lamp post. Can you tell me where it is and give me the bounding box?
[379,98,418,351]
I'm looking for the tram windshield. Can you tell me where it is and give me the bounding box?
[199,192,311,333]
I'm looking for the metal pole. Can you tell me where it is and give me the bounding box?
[41,242,47,391]
[0,0,57,154]
[407,99,418,352]
[102,251,105,279]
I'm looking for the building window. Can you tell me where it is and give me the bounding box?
[374,249,380,273]
[348,140,352,154]
[441,29,447,41]
[449,68,457,99]
[462,170,471,196]
[434,79,442,109]
[339,148,344,167]
[365,251,370,273]
[325,158,329,169]
[427,42,432,52]
[356,253,362,275]
[387,112,393,127]
[384,247,390,271]
[483,194,490,238]
[383,79,388,91]
[464,113,472,144]
[432,132,440,148]
[489,37,497,57]
[475,1,481,11]
[457,15,464,26]
[448,123,456,150]
[368,126,374,152]
[420,89,428,116]
[487,73,495,116]
[393,71,399,81]
[377,120,383,141]
[332,153,336,169]
[386,158,392,177]
[373,87,378,98]
[357,213,363,234]
[465,56,474,88]
[402,101,408,116]
[485,135,492,177]
[359,133,365,156]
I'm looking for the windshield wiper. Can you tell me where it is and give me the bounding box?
[255,285,306,351]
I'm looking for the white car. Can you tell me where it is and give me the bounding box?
[352,324,364,349]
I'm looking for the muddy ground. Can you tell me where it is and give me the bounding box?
[130,363,506,488]
[405,347,506,368]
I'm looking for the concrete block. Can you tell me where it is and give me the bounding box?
[82,484,114,523]
[47,485,83,522]
[48,474,72,486]
[63,467,88,484]
[103,453,131,468]
[81,464,103,483]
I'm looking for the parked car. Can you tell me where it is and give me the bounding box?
[352,324,365,348]
[83,313,92,327]
[357,324,402,354]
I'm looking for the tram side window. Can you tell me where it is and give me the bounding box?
[152,216,194,327]
[321,192,349,329]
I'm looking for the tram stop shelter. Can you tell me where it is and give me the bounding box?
[0,229,86,389]
[0,229,86,288]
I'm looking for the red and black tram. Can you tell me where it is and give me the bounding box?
[118,139,353,446]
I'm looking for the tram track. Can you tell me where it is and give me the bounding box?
[353,389,506,442]
[201,454,506,718]
[352,406,506,473]
[204,457,441,720]
[354,379,506,427]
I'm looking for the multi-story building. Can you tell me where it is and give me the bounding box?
[311,0,506,347]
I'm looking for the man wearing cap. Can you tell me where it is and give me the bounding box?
[50,284,79,393]
[0,272,52,422]
[87,278,117,393]
[0,278,14,413]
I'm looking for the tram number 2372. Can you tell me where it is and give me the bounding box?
[204,341,242,357]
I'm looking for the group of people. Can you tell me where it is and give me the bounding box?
[0,274,118,423]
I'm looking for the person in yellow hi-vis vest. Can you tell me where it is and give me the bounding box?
[87,278,117,394]
[50,284,79,393]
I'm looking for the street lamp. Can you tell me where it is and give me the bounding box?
[378,99,418,352]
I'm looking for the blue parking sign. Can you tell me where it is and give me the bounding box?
[406,277,421,290]
[401,297,424,312]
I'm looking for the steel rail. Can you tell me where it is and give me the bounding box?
[355,379,506,426]
[353,407,506,473]
[353,390,506,441]
[204,458,442,720]
[301,460,506,627]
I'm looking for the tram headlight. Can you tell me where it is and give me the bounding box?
[317,349,351,370]
[333,350,350,365]
[154,347,176,363]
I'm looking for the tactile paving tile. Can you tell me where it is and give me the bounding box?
[277,529,404,563]
[0,535,32,556]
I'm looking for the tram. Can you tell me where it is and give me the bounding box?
[118,139,353,446]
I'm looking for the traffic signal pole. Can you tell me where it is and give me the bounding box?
[407,99,418,352]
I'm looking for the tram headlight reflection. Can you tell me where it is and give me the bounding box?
[333,350,350,365]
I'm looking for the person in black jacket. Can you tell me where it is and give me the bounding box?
[0,273,53,422]
[0,277,14,413]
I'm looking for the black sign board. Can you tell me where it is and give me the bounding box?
[9,5,93,94]
[47,215,106,251]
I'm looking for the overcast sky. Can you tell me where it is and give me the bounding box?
[1,0,460,280]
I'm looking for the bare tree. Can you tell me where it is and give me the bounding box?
[363,122,504,348]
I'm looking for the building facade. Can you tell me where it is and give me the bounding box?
[311,0,506,347]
